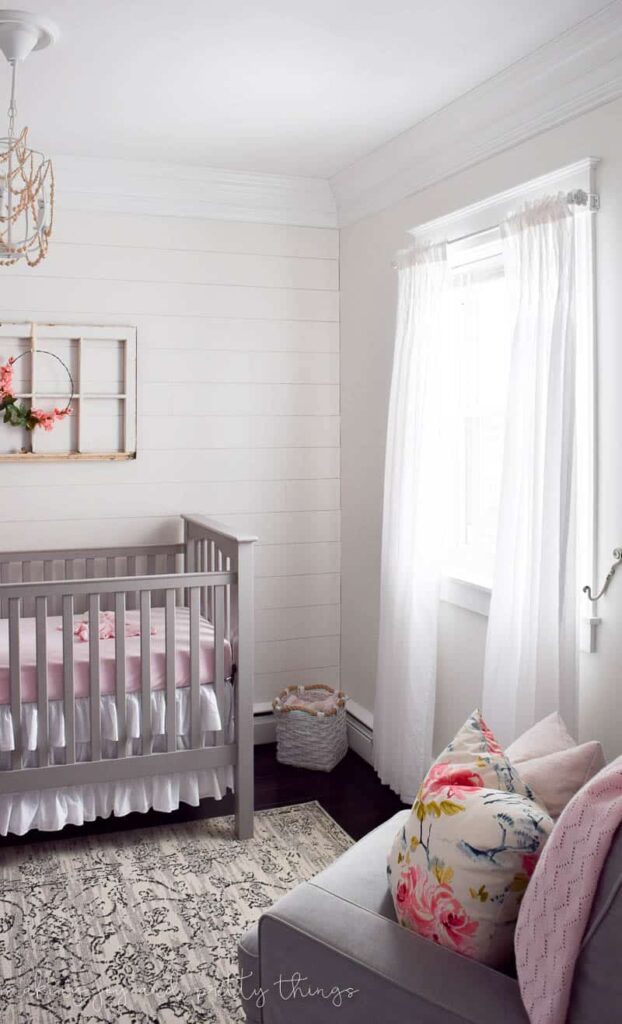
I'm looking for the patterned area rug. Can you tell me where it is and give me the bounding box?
[0,802,352,1023]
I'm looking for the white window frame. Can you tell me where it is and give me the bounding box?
[409,159,599,653]
[0,322,137,462]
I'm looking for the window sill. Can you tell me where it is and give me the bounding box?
[440,575,491,617]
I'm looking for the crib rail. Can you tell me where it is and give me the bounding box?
[0,514,257,838]
[0,543,184,618]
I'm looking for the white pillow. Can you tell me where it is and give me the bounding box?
[506,713,605,817]
[505,712,576,762]
[509,742,605,818]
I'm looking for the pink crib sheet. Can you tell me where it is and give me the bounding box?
[0,607,233,704]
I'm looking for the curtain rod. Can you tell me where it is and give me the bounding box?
[392,189,600,269]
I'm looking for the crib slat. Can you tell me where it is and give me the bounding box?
[0,562,8,619]
[185,540,196,609]
[189,587,200,749]
[208,541,215,622]
[22,562,31,617]
[62,595,76,765]
[35,596,49,767]
[89,593,102,761]
[114,592,128,758]
[165,588,176,753]
[105,557,116,611]
[140,590,152,755]
[167,551,181,606]
[200,540,207,619]
[127,556,137,609]
[224,556,232,639]
[43,560,56,615]
[186,539,196,573]
[147,554,156,577]
[166,552,178,605]
[214,584,226,744]
[8,598,21,770]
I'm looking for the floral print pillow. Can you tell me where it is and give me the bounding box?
[434,709,535,798]
[387,710,553,967]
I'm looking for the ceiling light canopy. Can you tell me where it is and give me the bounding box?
[0,9,58,267]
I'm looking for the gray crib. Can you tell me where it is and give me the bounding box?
[0,514,256,839]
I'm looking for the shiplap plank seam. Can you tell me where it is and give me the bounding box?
[0,212,340,704]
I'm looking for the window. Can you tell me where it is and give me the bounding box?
[445,236,511,588]
[410,159,598,626]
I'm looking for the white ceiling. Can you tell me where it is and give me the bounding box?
[0,0,611,179]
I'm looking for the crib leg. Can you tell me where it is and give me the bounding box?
[234,540,255,840]
[235,744,254,840]
[235,660,254,839]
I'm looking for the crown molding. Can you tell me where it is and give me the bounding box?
[53,154,338,229]
[332,3,622,226]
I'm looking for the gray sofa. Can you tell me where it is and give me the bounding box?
[238,810,622,1023]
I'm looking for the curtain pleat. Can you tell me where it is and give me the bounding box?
[482,197,578,745]
[374,243,450,801]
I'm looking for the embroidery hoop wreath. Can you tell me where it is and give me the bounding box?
[0,349,74,431]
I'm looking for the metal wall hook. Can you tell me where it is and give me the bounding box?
[583,548,622,603]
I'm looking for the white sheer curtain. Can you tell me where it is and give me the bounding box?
[483,197,578,746]
[374,243,450,801]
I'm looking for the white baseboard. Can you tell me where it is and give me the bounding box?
[254,711,277,745]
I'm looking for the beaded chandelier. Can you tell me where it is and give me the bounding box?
[0,11,58,267]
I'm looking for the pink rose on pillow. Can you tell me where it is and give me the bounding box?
[396,865,478,954]
[421,762,484,802]
[521,853,539,878]
[479,714,505,756]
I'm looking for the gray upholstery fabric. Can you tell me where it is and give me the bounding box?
[240,809,622,1022]
[238,922,263,1023]
[240,811,529,1024]
[567,825,622,1023]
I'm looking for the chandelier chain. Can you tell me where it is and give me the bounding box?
[7,61,17,139]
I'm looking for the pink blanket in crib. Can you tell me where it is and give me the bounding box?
[0,607,232,704]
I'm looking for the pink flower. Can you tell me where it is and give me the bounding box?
[396,865,479,954]
[30,405,72,431]
[478,715,504,756]
[521,853,539,878]
[421,762,484,802]
[0,358,15,400]
[30,408,55,430]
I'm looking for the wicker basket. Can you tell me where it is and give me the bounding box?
[272,684,348,771]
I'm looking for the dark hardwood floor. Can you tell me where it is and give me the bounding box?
[0,744,408,849]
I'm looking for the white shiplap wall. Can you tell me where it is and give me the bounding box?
[0,208,340,706]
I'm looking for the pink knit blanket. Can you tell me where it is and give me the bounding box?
[515,755,622,1024]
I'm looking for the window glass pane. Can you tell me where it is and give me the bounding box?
[446,259,511,584]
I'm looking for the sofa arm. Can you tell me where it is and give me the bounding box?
[250,881,529,1024]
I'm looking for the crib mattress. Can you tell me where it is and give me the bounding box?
[0,606,233,705]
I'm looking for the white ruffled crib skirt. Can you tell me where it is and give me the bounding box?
[0,683,234,836]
